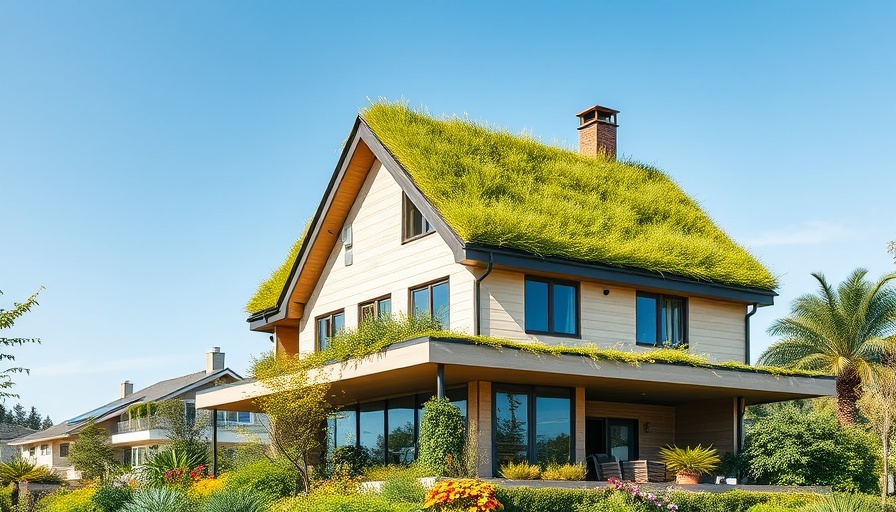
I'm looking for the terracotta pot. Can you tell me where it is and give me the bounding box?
[675,473,700,485]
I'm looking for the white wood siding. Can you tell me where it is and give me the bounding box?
[688,298,745,363]
[298,162,476,354]
[480,269,746,362]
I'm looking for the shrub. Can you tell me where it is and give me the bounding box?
[188,475,226,501]
[495,487,603,512]
[380,472,426,504]
[498,460,541,479]
[423,479,501,512]
[139,448,207,486]
[362,464,427,481]
[742,404,879,493]
[268,493,416,512]
[659,444,721,478]
[541,462,587,481]
[798,493,890,512]
[0,459,62,484]
[417,398,466,476]
[0,484,11,512]
[667,490,820,512]
[92,484,133,512]
[332,446,371,478]
[34,488,96,512]
[120,487,192,512]
[225,458,300,498]
[200,487,275,512]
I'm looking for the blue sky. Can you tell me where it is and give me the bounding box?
[1,1,894,423]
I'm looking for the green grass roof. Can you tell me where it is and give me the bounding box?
[363,103,776,291]
[246,223,308,314]
[248,103,777,314]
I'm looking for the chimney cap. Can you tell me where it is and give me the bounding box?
[208,347,221,353]
[576,104,620,117]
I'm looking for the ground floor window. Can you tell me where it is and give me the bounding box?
[59,443,70,458]
[216,410,252,424]
[327,387,467,465]
[130,445,159,466]
[494,385,572,471]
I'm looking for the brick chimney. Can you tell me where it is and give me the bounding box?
[206,347,225,374]
[120,381,133,399]
[577,105,619,159]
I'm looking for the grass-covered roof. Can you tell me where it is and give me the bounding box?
[247,103,776,315]
[363,102,776,291]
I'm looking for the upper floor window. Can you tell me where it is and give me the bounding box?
[40,444,49,456]
[59,443,70,458]
[317,310,345,351]
[403,194,434,241]
[411,279,449,328]
[636,292,687,347]
[360,296,392,323]
[524,277,579,337]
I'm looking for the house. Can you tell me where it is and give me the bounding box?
[0,424,36,463]
[11,348,267,479]
[196,103,835,477]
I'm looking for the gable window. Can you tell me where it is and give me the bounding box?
[636,292,687,347]
[40,444,49,456]
[360,296,392,323]
[59,443,70,458]
[411,279,449,328]
[316,310,345,351]
[524,277,579,337]
[403,193,434,241]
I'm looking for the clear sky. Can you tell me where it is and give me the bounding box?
[1,1,894,423]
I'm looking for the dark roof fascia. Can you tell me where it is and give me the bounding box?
[463,244,777,306]
[356,119,466,262]
[247,117,469,330]
[248,118,367,330]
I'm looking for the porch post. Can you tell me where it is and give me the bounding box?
[736,397,746,453]
[436,364,445,399]
[575,388,586,462]
[211,408,218,476]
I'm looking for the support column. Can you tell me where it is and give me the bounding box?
[211,408,218,476]
[274,325,300,358]
[575,387,586,462]
[477,381,492,477]
[436,364,445,399]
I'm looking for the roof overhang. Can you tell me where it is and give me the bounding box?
[9,433,74,446]
[197,337,833,412]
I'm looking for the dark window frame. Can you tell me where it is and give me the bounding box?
[409,278,450,327]
[401,193,435,243]
[491,384,575,474]
[59,443,70,458]
[359,295,392,323]
[635,291,688,347]
[524,276,581,338]
[316,309,346,351]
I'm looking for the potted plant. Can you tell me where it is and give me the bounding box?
[659,444,720,485]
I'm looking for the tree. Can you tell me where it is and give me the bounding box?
[68,418,115,480]
[0,288,42,399]
[156,399,209,463]
[742,401,878,493]
[40,416,52,430]
[758,269,896,425]
[418,397,465,475]
[25,407,41,430]
[12,404,26,426]
[251,351,334,494]
[858,367,896,506]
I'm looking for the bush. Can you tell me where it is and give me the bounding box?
[798,493,894,512]
[120,487,191,512]
[139,448,207,486]
[0,459,62,484]
[667,490,820,512]
[541,462,587,481]
[362,464,427,481]
[92,484,133,512]
[34,488,96,512]
[225,458,300,498]
[498,461,541,480]
[423,479,501,512]
[200,487,275,512]
[380,472,425,504]
[268,493,416,512]
[742,404,879,493]
[495,487,603,512]
[331,446,371,478]
[188,476,226,502]
[418,397,465,475]
[0,484,11,512]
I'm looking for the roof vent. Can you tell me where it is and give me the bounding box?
[576,105,619,160]
[207,347,225,374]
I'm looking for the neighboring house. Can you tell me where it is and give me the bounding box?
[0,424,36,463]
[11,348,267,479]
[196,103,835,477]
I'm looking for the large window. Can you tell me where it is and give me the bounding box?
[59,443,70,458]
[359,296,392,323]
[636,292,686,347]
[524,277,579,337]
[494,386,572,471]
[403,193,434,241]
[316,310,345,351]
[216,410,252,424]
[359,402,385,463]
[411,279,449,328]
[387,396,416,464]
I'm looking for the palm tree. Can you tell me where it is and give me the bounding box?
[758,268,896,426]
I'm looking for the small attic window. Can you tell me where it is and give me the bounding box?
[402,193,433,242]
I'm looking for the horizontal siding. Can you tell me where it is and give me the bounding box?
[586,401,675,460]
[299,162,475,354]
[675,399,735,455]
[688,298,745,363]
